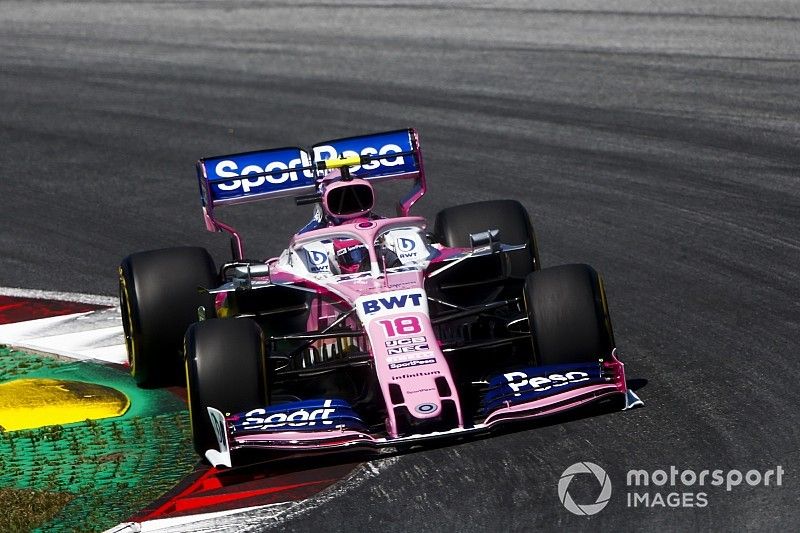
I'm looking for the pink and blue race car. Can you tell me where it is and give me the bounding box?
[118,129,642,467]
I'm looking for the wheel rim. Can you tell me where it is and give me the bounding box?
[118,269,137,373]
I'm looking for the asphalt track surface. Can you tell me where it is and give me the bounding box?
[1,1,799,531]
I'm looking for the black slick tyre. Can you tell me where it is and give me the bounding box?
[118,246,217,387]
[433,199,540,277]
[185,318,267,457]
[524,263,615,366]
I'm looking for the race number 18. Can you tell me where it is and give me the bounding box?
[377,317,421,337]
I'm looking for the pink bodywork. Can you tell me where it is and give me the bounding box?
[195,129,639,459]
[263,217,461,439]
[229,355,631,452]
[213,216,634,452]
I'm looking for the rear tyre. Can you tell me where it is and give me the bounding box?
[524,264,615,366]
[185,318,268,457]
[433,199,540,277]
[118,247,217,387]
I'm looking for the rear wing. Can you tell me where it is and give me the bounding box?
[199,146,316,206]
[196,129,426,259]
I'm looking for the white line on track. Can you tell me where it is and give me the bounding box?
[0,286,118,306]
[0,286,126,364]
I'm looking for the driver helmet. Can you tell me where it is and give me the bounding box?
[333,238,370,274]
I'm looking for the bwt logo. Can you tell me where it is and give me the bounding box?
[397,237,416,252]
[362,292,424,315]
[214,152,314,192]
[313,143,406,173]
[307,250,328,266]
[503,370,590,396]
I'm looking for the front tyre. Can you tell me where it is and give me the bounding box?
[433,199,540,277]
[524,264,615,366]
[185,318,268,458]
[118,247,217,387]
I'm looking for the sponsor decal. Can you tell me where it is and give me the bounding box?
[241,399,336,430]
[407,387,435,395]
[387,344,430,355]
[482,362,604,415]
[312,130,416,177]
[214,155,313,190]
[304,243,331,273]
[309,250,327,265]
[389,358,436,370]
[205,147,316,201]
[397,237,416,252]
[233,399,368,433]
[313,143,406,173]
[361,292,424,315]
[384,230,428,263]
[386,353,435,364]
[386,279,418,289]
[205,130,417,202]
[308,250,328,267]
[385,335,427,348]
[336,244,366,258]
[395,370,441,380]
[503,370,590,397]
[414,403,438,414]
[356,289,429,322]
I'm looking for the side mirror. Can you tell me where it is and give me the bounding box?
[228,263,271,288]
[233,263,270,278]
[469,229,501,250]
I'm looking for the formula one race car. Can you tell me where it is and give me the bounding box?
[118,129,642,467]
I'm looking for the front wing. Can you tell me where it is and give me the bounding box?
[205,352,643,468]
